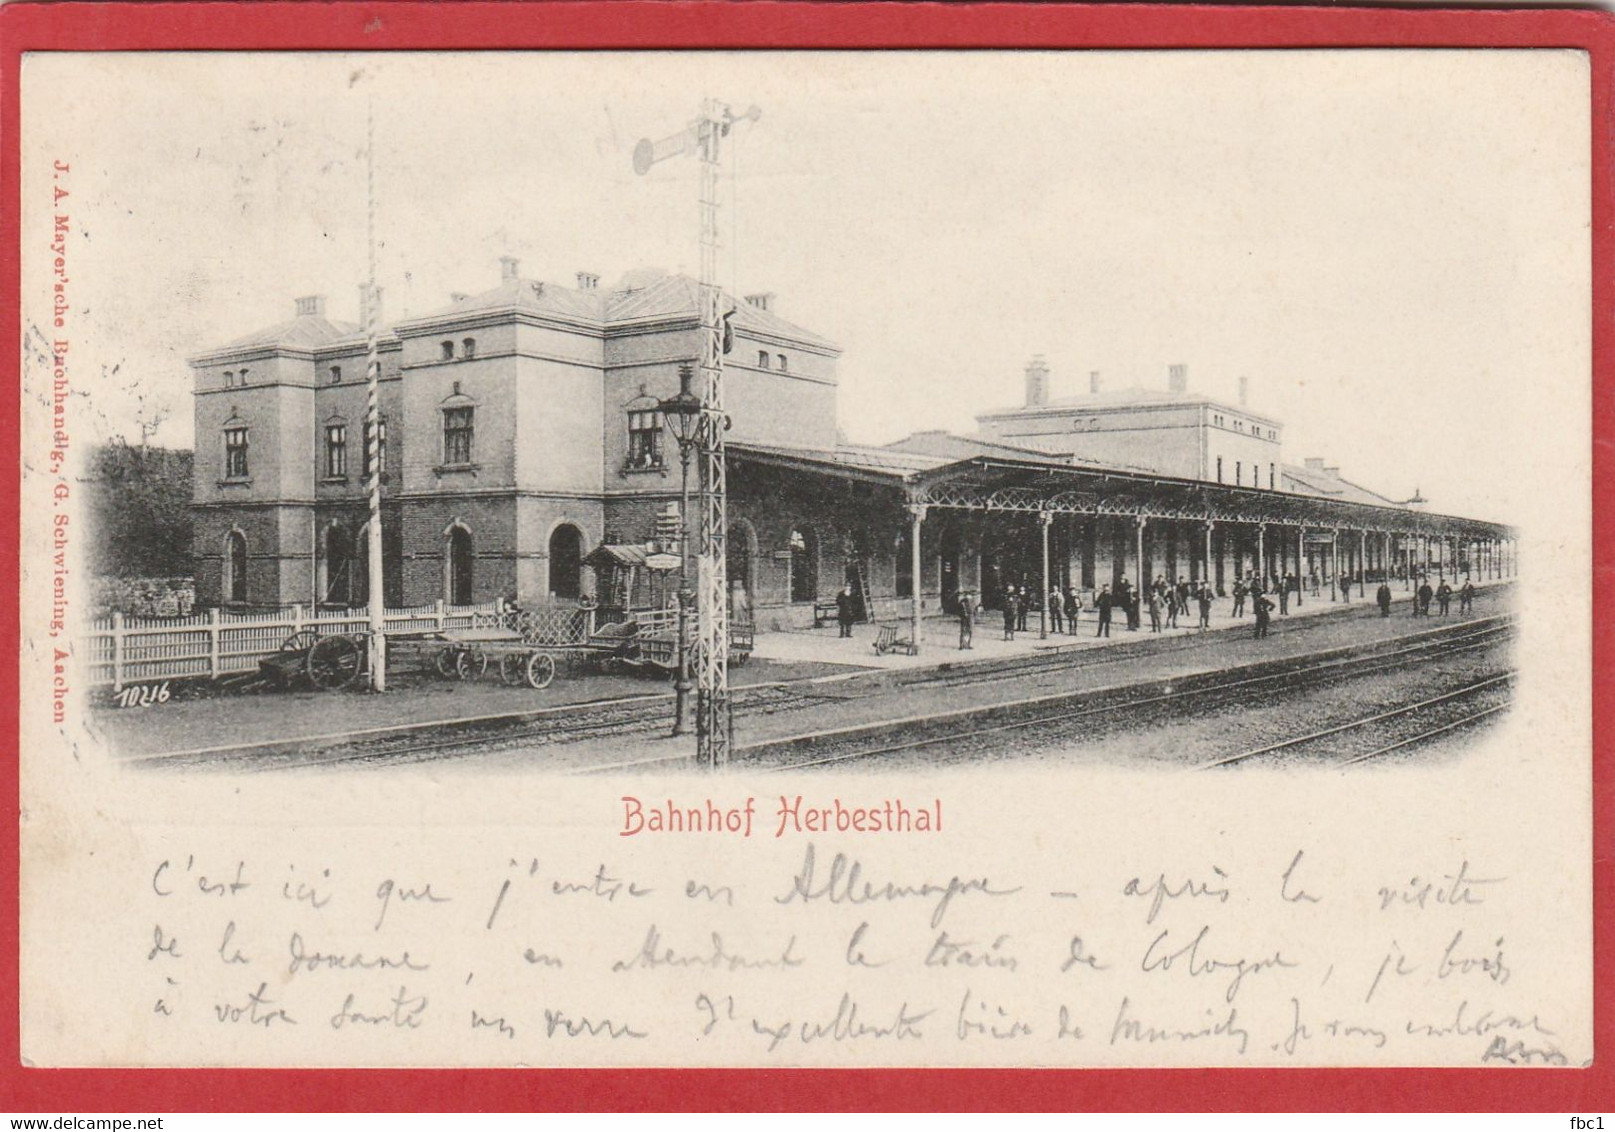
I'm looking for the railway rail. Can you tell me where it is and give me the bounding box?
[127,613,1515,774]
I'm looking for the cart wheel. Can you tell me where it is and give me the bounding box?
[524,652,556,690]
[307,635,362,690]
[452,648,483,680]
[499,653,526,687]
[281,629,320,654]
[435,647,459,678]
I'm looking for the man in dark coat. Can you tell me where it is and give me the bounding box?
[1063,587,1080,635]
[1232,577,1247,617]
[835,584,856,638]
[1253,593,1274,639]
[1095,585,1113,638]
[958,593,974,650]
[1277,577,1290,616]
[1016,585,1029,632]
[1437,580,1452,616]
[1418,580,1434,616]
[1376,582,1393,617]
[1459,580,1475,613]
[1197,583,1213,628]
[1002,588,1017,641]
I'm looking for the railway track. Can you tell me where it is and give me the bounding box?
[688,617,1517,775]
[128,613,1514,774]
[1200,672,1515,769]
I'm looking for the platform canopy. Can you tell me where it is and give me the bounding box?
[730,441,1514,540]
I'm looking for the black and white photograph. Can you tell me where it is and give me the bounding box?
[18,48,1592,1070]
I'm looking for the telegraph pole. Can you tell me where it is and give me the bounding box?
[363,93,387,691]
[634,100,760,768]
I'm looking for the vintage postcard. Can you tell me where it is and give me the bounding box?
[9,13,1605,1094]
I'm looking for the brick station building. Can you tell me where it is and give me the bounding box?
[190,258,1515,642]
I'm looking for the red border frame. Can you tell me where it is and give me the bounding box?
[2,2,1609,1112]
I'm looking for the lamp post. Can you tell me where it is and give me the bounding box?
[659,365,703,739]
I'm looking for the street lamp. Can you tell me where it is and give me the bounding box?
[659,364,703,738]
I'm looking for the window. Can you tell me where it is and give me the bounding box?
[224,427,249,479]
[443,406,475,465]
[1235,461,1242,486]
[549,524,584,600]
[777,354,788,372]
[758,350,771,369]
[364,418,388,479]
[626,409,664,470]
[1269,463,1275,490]
[223,370,235,387]
[462,338,477,360]
[225,530,248,603]
[238,368,249,385]
[1216,456,1223,483]
[325,423,347,479]
[440,340,455,361]
[329,365,342,384]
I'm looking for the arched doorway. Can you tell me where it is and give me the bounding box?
[727,518,758,622]
[322,524,354,606]
[225,530,247,604]
[549,523,583,600]
[445,525,474,605]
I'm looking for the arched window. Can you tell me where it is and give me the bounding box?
[224,530,248,603]
[445,525,474,605]
[462,337,477,360]
[440,340,455,361]
[549,523,584,600]
[789,527,817,603]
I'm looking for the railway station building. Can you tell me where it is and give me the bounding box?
[189,258,1516,646]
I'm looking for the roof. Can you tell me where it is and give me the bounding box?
[978,387,1276,421]
[582,543,653,569]
[733,440,953,479]
[884,431,1076,463]
[205,314,361,356]
[1282,462,1401,507]
[398,269,839,351]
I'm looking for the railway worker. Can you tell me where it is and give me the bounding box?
[1460,579,1475,613]
[1064,586,1081,635]
[1163,581,1179,629]
[958,594,975,650]
[1197,583,1213,628]
[1418,579,1434,616]
[835,583,857,638]
[1048,586,1064,634]
[1436,580,1453,616]
[1147,588,1163,632]
[1253,593,1275,639]
[1001,588,1017,641]
[1376,581,1393,617]
[1232,576,1247,618]
[1095,585,1113,638]
[1016,585,1030,633]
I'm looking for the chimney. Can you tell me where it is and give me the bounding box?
[1305,457,1324,471]
[1024,355,1050,408]
[1238,375,1249,407]
[1167,363,1188,394]
[1089,370,1101,394]
[745,292,775,313]
[1324,465,1340,478]
[357,284,382,329]
[294,294,326,318]
[499,256,521,282]
[576,271,600,291]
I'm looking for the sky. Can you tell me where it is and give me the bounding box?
[21,49,1592,526]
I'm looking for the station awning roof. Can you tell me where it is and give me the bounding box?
[729,441,1514,539]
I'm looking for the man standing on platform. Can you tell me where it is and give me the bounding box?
[1278,577,1290,616]
[958,592,975,650]
[1460,579,1475,613]
[1232,576,1247,618]
[836,583,857,639]
[1418,578,1434,616]
[1064,587,1080,635]
[1253,592,1274,639]
[1095,585,1113,638]
[1437,579,1453,616]
[1048,586,1064,634]
[1376,581,1393,617]
[1197,582,1213,629]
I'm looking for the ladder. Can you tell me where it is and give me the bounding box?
[849,557,872,622]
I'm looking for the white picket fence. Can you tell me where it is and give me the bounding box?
[78,600,591,690]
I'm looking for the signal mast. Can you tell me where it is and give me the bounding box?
[633,99,760,769]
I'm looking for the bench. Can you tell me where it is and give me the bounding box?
[872,622,917,656]
[813,600,840,628]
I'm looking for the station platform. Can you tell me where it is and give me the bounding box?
[751,576,1506,670]
[97,576,1513,764]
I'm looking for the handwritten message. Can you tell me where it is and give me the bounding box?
[69,798,1579,1069]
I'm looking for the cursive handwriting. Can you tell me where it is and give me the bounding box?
[775,843,1020,929]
